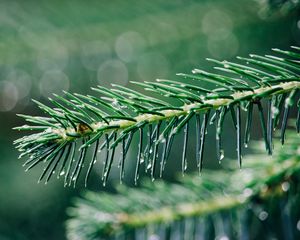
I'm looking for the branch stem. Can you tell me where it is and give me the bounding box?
[54,81,300,141]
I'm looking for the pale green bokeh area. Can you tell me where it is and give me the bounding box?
[0,0,299,239]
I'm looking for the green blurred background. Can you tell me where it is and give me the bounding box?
[0,0,299,239]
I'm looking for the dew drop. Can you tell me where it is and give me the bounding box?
[281,181,290,192]
[258,211,268,221]
[297,220,300,231]
[147,162,152,170]
[149,234,159,240]
[220,149,225,160]
[243,188,253,197]
[219,236,229,240]
[59,171,65,176]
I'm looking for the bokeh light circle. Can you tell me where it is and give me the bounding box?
[0,81,19,112]
[136,52,170,81]
[81,41,112,70]
[97,60,128,87]
[115,31,145,62]
[39,70,70,98]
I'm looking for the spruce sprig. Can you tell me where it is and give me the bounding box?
[14,47,300,186]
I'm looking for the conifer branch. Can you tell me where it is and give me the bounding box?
[14,47,300,186]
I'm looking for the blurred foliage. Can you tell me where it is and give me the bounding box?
[256,0,300,16]
[1,0,300,239]
[66,132,300,239]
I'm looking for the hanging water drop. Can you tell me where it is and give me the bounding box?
[220,149,224,161]
[297,220,300,231]
[258,211,268,221]
[140,155,145,163]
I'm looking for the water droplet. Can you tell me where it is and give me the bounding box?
[243,188,253,197]
[60,171,65,176]
[219,236,229,240]
[272,106,279,118]
[159,136,166,143]
[112,100,118,106]
[170,129,176,136]
[147,162,152,170]
[149,234,159,240]
[140,155,145,163]
[258,211,268,221]
[244,143,248,148]
[220,149,225,160]
[297,220,300,231]
[184,161,187,170]
[281,181,290,192]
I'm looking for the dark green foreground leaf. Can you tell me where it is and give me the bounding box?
[66,132,300,240]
